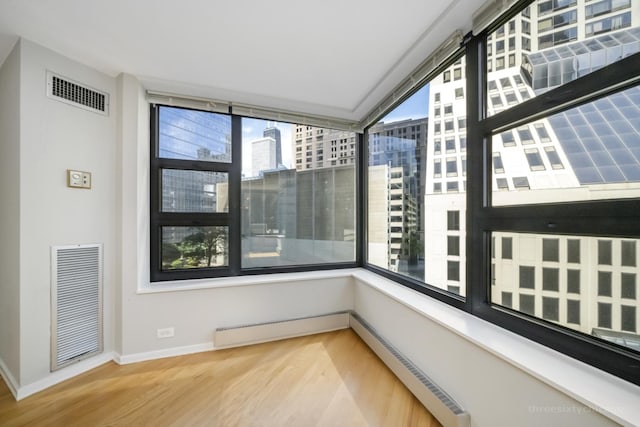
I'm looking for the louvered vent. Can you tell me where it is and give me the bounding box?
[51,244,103,371]
[46,71,109,115]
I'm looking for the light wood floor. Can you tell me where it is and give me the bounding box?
[0,329,442,427]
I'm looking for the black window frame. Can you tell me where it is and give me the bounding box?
[150,104,362,282]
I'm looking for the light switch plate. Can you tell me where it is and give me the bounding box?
[67,169,91,189]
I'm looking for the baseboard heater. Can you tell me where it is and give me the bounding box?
[214,311,469,427]
[349,312,470,427]
[214,311,351,349]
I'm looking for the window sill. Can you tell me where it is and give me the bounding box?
[137,268,359,294]
[351,269,639,427]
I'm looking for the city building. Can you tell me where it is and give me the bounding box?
[292,125,357,170]
[263,125,283,167]
[424,1,640,344]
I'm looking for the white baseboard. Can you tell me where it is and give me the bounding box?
[214,311,351,349]
[0,357,19,400]
[14,352,114,401]
[114,342,214,365]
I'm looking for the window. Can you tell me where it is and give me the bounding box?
[520,266,535,289]
[446,158,458,177]
[151,106,357,281]
[567,269,580,294]
[621,273,636,299]
[502,236,512,259]
[567,300,580,324]
[543,297,559,321]
[478,0,640,386]
[363,0,640,386]
[598,271,612,296]
[542,238,559,262]
[543,268,559,291]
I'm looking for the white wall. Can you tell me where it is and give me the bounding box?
[0,40,22,385]
[17,39,117,385]
[352,278,618,427]
[116,75,354,357]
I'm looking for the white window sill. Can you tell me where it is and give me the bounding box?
[350,269,640,427]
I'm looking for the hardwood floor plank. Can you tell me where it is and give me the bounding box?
[0,329,442,427]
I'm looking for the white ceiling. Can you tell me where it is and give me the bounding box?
[0,0,487,121]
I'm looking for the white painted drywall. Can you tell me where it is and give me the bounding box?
[352,279,620,427]
[17,39,116,385]
[0,40,22,386]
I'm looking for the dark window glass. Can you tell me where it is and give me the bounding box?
[448,210,460,231]
[598,271,612,296]
[621,273,636,299]
[520,294,535,316]
[598,240,612,265]
[448,285,461,294]
[567,239,580,263]
[621,306,636,332]
[567,299,580,324]
[502,291,513,308]
[448,236,460,256]
[621,240,636,267]
[598,303,612,328]
[542,238,559,262]
[502,237,512,259]
[448,260,460,281]
[567,269,580,294]
[520,266,535,289]
[543,268,559,291]
[543,297,559,321]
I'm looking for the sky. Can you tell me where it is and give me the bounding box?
[380,84,430,124]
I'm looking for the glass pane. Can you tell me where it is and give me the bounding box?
[161,226,228,270]
[491,85,640,206]
[491,232,640,353]
[367,58,467,297]
[159,106,232,162]
[161,170,228,213]
[486,0,639,116]
[241,118,355,268]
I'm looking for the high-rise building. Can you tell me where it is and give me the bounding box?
[263,126,283,167]
[251,136,277,177]
[292,125,356,170]
[423,0,640,345]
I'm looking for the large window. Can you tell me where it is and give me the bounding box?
[151,107,357,280]
[472,0,640,384]
[365,0,640,385]
[366,65,467,298]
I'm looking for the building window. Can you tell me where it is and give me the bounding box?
[567,269,581,294]
[519,266,535,289]
[598,303,612,329]
[567,300,580,324]
[621,273,636,300]
[448,235,460,256]
[543,297,559,321]
[598,271,612,297]
[502,292,513,308]
[567,239,580,263]
[448,260,460,281]
[542,238,559,262]
[622,240,636,267]
[599,240,612,265]
[542,268,559,291]
[448,210,460,231]
[502,236,512,259]
[621,306,636,332]
[520,294,535,316]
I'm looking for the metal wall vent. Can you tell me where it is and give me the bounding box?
[51,244,103,371]
[46,71,109,115]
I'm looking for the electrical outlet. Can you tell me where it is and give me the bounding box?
[157,327,175,338]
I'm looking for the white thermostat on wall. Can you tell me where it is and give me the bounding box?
[67,169,92,189]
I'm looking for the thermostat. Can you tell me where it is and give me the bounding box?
[67,169,92,189]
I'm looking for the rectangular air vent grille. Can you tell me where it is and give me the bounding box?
[51,244,103,371]
[47,72,109,115]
